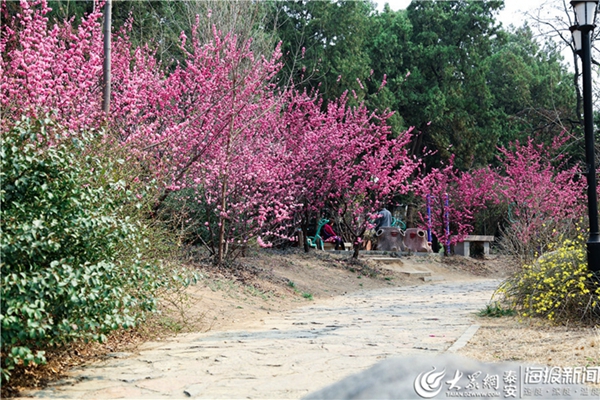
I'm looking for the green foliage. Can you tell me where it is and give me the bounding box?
[266,0,577,168]
[158,185,280,263]
[363,6,412,134]
[41,1,275,68]
[477,302,516,318]
[496,234,600,324]
[158,187,222,259]
[110,0,276,65]
[265,0,374,103]
[0,118,190,382]
[486,26,577,155]
[399,0,503,168]
[45,1,95,25]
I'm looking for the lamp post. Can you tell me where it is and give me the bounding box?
[571,0,600,272]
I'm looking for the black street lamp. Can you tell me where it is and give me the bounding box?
[571,0,600,272]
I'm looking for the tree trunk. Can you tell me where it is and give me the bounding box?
[301,221,310,253]
[351,226,366,259]
[352,242,360,259]
[406,203,417,228]
[217,179,228,266]
[217,72,237,266]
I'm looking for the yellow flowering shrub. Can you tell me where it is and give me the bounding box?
[497,234,600,324]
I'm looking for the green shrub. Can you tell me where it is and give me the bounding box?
[496,232,600,324]
[159,187,216,250]
[0,118,183,382]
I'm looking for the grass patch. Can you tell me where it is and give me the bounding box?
[478,303,517,318]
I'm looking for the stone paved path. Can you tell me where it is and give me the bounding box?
[22,279,501,399]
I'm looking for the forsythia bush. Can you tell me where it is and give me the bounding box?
[497,232,600,324]
[0,118,184,382]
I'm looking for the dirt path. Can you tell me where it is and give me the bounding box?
[20,278,500,399]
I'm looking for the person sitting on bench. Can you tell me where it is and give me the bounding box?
[364,207,392,250]
[375,208,392,231]
[322,222,345,250]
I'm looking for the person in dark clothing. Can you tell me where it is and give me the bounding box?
[375,208,393,231]
[364,208,393,250]
[322,222,345,250]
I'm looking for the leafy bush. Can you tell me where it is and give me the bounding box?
[158,188,216,251]
[0,118,181,382]
[158,187,298,262]
[496,232,600,324]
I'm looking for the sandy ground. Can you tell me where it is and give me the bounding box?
[19,278,500,398]
[5,249,599,397]
[183,250,599,372]
[153,250,599,373]
[176,251,498,328]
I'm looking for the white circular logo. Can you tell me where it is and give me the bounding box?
[414,367,446,399]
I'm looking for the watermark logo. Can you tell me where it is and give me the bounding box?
[414,367,447,398]
[413,365,600,398]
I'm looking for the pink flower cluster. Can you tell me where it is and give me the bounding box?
[2,1,589,258]
[1,1,419,259]
[413,131,587,252]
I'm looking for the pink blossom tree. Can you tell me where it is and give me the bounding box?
[413,156,498,255]
[414,131,587,259]
[334,104,419,259]
[1,0,104,133]
[494,133,586,260]
[1,1,295,265]
[279,87,419,257]
[1,0,419,264]
[113,23,291,264]
[277,89,358,252]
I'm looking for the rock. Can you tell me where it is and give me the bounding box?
[304,354,595,399]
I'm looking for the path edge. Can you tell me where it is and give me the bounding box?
[446,324,480,353]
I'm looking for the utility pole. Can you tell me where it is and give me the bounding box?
[102,0,112,114]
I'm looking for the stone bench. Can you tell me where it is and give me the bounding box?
[323,242,353,251]
[454,235,494,257]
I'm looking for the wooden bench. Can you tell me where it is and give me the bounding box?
[454,235,494,257]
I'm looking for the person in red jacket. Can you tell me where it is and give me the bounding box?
[322,222,345,250]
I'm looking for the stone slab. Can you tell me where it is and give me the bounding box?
[369,257,404,265]
[462,235,495,242]
[401,270,432,278]
[421,276,445,282]
[446,324,480,353]
[304,354,594,399]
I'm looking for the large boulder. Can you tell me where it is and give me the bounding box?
[304,354,595,399]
